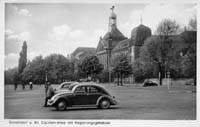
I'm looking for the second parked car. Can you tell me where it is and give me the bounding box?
[54,81,79,94]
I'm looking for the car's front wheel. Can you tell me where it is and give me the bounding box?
[56,100,67,111]
[99,99,110,109]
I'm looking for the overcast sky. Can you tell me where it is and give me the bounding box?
[5,3,196,70]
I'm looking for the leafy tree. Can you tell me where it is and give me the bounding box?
[4,67,18,84]
[97,70,109,83]
[18,41,27,74]
[20,54,73,84]
[80,55,103,81]
[132,58,156,82]
[18,41,27,85]
[43,54,71,83]
[112,54,133,86]
[139,35,186,81]
[179,31,196,85]
[154,19,179,85]
[21,56,45,84]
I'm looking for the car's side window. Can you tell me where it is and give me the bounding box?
[86,86,90,93]
[62,84,69,89]
[89,86,100,93]
[75,86,86,93]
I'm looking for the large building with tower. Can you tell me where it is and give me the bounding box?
[96,6,152,83]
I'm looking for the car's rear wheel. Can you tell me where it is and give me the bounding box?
[99,99,110,109]
[56,100,67,111]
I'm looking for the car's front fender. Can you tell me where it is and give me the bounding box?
[48,94,70,106]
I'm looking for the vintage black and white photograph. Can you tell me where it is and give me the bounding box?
[4,1,197,120]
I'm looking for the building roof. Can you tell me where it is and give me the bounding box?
[103,28,127,41]
[71,47,96,60]
[130,24,151,46]
[131,24,151,36]
[112,39,130,52]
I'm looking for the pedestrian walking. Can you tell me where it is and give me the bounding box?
[22,83,25,90]
[29,82,33,90]
[14,83,18,91]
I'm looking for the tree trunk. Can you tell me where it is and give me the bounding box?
[158,63,163,86]
[117,74,119,86]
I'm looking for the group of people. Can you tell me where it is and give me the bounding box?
[13,80,55,107]
[14,81,33,91]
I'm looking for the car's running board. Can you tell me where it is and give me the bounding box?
[71,105,97,107]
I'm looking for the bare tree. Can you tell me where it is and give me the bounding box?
[188,16,197,31]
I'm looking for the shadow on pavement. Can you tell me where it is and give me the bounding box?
[50,106,120,112]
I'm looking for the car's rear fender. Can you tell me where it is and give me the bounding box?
[96,95,116,106]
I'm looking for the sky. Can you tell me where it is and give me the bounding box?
[5,2,196,70]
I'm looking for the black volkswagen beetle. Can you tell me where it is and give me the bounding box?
[47,83,118,111]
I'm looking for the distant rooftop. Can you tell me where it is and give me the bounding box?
[71,47,96,60]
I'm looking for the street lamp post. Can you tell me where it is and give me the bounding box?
[167,71,170,90]
[106,36,112,83]
[45,70,48,84]
[45,70,48,97]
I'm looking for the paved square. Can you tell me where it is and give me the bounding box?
[5,82,196,119]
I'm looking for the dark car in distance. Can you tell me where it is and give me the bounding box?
[143,79,159,87]
[47,83,118,111]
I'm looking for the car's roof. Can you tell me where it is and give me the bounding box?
[60,81,72,84]
[60,81,78,85]
[74,82,107,89]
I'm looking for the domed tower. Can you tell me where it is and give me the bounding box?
[130,23,151,62]
[130,24,151,46]
[109,6,117,32]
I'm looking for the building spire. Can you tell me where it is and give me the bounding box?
[109,5,117,31]
[140,14,143,24]
[110,5,115,12]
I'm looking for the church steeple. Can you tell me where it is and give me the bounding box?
[109,6,117,32]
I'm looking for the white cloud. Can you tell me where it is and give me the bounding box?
[70,30,85,38]
[27,51,44,61]
[49,24,86,41]
[49,24,71,41]
[5,29,14,35]
[7,31,30,42]
[19,32,30,41]
[46,25,106,56]
[87,29,107,44]
[18,8,31,16]
[10,4,31,17]
[5,53,19,70]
